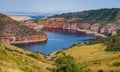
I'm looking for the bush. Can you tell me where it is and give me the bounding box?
[90,35,120,52]
[112,61,120,66]
[20,66,32,72]
[98,69,103,72]
[26,53,38,59]
[105,36,120,51]
[52,53,82,72]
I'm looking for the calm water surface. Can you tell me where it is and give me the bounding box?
[15,31,96,55]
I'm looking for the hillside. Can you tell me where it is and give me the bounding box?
[51,8,120,24]
[0,13,44,36]
[1,35,120,72]
[0,42,52,72]
[50,35,120,72]
[1,10,120,72]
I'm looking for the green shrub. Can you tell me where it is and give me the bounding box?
[98,69,103,72]
[14,50,23,54]
[20,66,32,72]
[105,36,120,51]
[26,53,38,59]
[52,53,82,72]
[5,47,13,52]
[90,35,120,52]
[112,61,120,66]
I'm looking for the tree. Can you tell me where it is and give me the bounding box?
[52,53,82,72]
[105,36,120,51]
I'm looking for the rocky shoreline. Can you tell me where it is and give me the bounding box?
[42,26,107,38]
[10,37,48,44]
[10,38,48,44]
[77,28,107,38]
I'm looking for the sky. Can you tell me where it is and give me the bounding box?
[0,0,120,13]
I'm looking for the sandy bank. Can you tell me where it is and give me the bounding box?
[9,15,32,21]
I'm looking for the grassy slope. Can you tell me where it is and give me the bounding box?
[1,38,120,72]
[50,43,120,72]
[0,43,52,72]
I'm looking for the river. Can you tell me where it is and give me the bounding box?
[15,31,96,55]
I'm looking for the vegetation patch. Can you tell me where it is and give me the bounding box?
[105,36,120,51]
[14,50,23,54]
[51,8,119,24]
[52,53,82,72]
[90,35,120,52]
[26,53,38,59]
[5,47,13,52]
[20,66,32,72]
[0,43,51,72]
[112,61,120,66]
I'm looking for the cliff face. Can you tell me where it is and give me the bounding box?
[0,13,44,36]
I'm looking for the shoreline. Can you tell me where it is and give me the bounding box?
[76,28,107,38]
[10,28,107,44]
[10,38,48,44]
[43,26,107,38]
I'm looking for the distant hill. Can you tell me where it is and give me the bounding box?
[0,13,45,36]
[51,8,120,24]
[9,15,32,21]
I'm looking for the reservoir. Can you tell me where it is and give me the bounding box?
[15,31,96,55]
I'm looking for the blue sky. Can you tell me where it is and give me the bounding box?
[0,0,120,13]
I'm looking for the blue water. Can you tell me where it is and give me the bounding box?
[30,15,45,19]
[15,31,96,55]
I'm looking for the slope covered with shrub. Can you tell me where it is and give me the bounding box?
[91,35,120,51]
[51,8,120,24]
[50,35,120,72]
[52,53,82,72]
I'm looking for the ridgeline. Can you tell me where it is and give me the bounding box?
[51,8,120,24]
